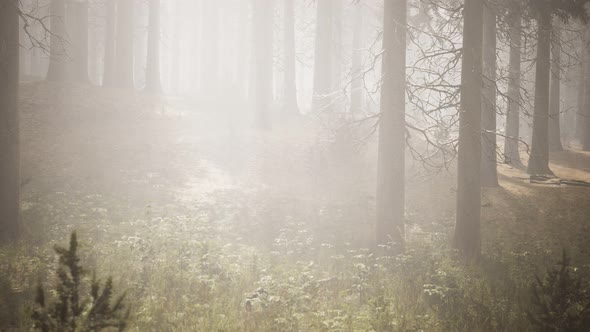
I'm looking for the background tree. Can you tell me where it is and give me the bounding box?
[102,0,116,87]
[145,0,161,93]
[115,0,134,89]
[549,20,564,151]
[67,0,89,83]
[253,0,272,130]
[312,0,333,112]
[481,4,499,187]
[283,0,298,114]
[47,0,67,82]
[454,0,484,262]
[376,0,406,249]
[504,4,524,167]
[0,0,20,242]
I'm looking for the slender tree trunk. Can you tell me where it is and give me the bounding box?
[283,0,298,114]
[583,28,590,151]
[115,0,134,89]
[481,7,498,186]
[549,20,563,151]
[19,17,27,80]
[68,0,89,83]
[199,1,219,96]
[103,0,116,87]
[332,0,342,91]
[253,0,272,130]
[0,0,20,242]
[504,6,523,167]
[376,0,406,250]
[576,39,586,141]
[46,0,66,81]
[527,11,554,175]
[170,0,181,93]
[312,0,332,111]
[350,3,363,114]
[145,0,161,93]
[454,0,484,263]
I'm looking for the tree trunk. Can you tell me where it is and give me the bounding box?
[454,0,484,263]
[46,0,67,82]
[576,39,586,141]
[199,1,220,96]
[350,4,363,114]
[504,6,523,167]
[549,20,563,151]
[332,0,342,91]
[527,11,554,175]
[103,0,116,87]
[583,27,590,151]
[312,0,332,112]
[0,0,20,242]
[145,0,161,93]
[67,0,89,83]
[115,0,134,89]
[283,0,298,114]
[253,0,272,130]
[376,0,406,250]
[481,7,498,187]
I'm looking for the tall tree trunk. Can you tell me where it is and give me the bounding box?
[332,0,342,91]
[283,0,298,114]
[576,40,586,141]
[549,20,563,151]
[0,0,20,242]
[68,0,89,83]
[504,6,523,167]
[253,0,272,130]
[312,0,332,111]
[527,11,554,175]
[583,27,590,151]
[350,3,363,114]
[199,1,219,96]
[46,0,66,81]
[376,0,406,250]
[454,0,484,263]
[481,7,498,187]
[115,0,134,89]
[103,0,116,87]
[145,0,161,93]
[170,0,181,93]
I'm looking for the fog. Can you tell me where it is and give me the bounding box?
[2,0,590,330]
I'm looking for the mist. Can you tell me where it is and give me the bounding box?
[2,0,590,330]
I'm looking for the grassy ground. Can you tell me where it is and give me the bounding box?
[2,82,590,331]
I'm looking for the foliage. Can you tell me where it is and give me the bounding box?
[527,250,590,331]
[31,232,129,332]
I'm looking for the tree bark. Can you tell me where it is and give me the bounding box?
[576,38,586,141]
[376,0,406,250]
[312,0,332,112]
[504,6,523,167]
[527,11,554,175]
[454,0,484,263]
[145,0,161,93]
[46,0,67,82]
[253,0,272,130]
[549,20,563,151]
[115,0,134,89]
[481,7,498,186]
[0,0,20,242]
[283,0,298,114]
[103,0,116,87]
[583,27,590,151]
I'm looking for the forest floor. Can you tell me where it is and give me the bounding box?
[3,81,590,330]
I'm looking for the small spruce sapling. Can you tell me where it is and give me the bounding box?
[527,249,590,331]
[32,232,129,331]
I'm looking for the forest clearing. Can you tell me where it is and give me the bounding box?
[3,0,590,331]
